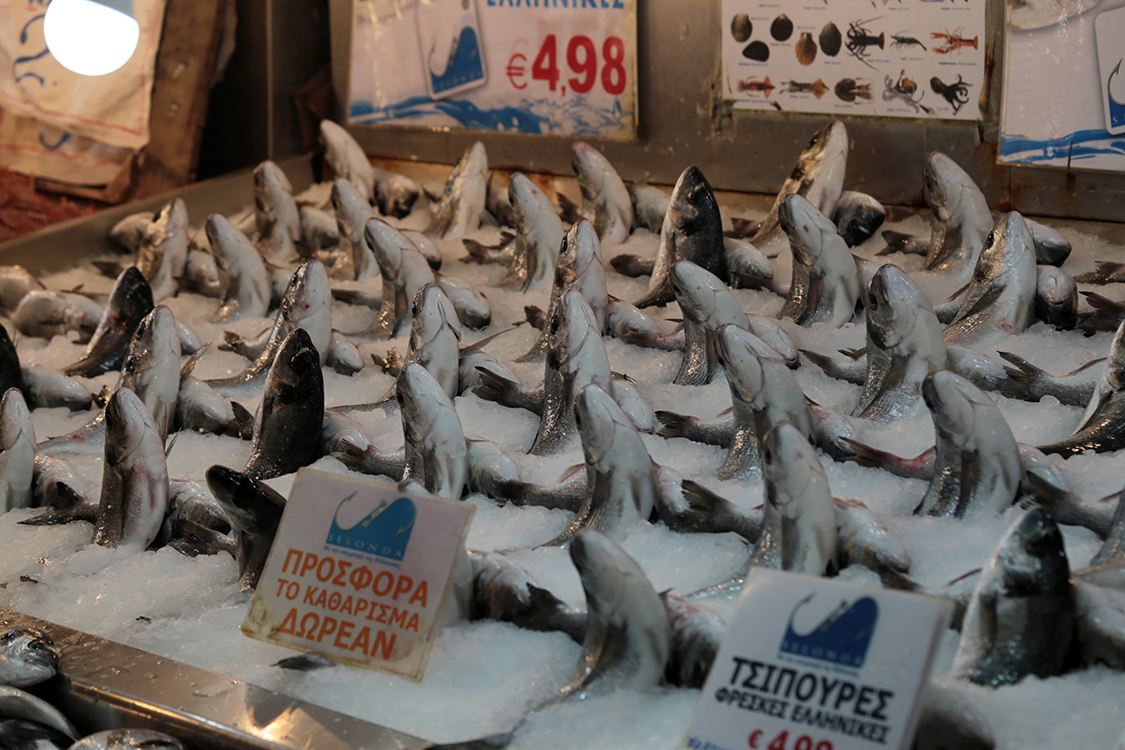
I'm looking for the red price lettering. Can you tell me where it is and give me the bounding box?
[510,34,628,97]
[761,731,832,750]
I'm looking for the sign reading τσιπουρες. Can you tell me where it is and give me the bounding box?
[681,569,951,750]
[241,469,474,682]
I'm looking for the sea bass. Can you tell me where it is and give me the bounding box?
[427,141,489,240]
[205,465,286,590]
[62,267,154,378]
[254,160,302,263]
[570,141,633,244]
[0,389,35,513]
[778,194,861,329]
[921,151,994,277]
[136,197,189,302]
[206,213,272,321]
[399,362,469,500]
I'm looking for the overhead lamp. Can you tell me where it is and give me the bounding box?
[44,0,140,77]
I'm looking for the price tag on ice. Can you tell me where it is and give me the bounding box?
[242,469,474,682]
[682,570,951,750]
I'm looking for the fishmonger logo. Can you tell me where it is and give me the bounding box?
[326,492,416,561]
[779,592,878,669]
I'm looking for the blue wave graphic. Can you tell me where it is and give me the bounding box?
[350,94,628,137]
[1001,128,1125,165]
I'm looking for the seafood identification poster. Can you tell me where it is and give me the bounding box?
[721,0,985,120]
[1000,0,1125,172]
[347,0,637,139]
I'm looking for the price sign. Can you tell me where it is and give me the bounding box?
[348,0,637,139]
[682,570,950,750]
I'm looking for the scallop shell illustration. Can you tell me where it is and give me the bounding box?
[771,14,794,42]
[820,22,842,57]
[743,41,770,62]
[795,32,817,66]
[731,13,752,43]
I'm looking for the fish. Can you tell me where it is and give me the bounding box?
[952,506,1074,686]
[833,190,886,247]
[560,529,671,699]
[426,141,489,240]
[723,237,775,290]
[570,141,633,244]
[629,183,670,233]
[62,266,154,378]
[997,350,1101,407]
[176,352,240,435]
[914,683,996,750]
[878,229,930,256]
[1037,318,1125,456]
[920,152,994,277]
[373,167,421,220]
[19,365,90,413]
[0,390,37,513]
[1089,487,1125,567]
[182,243,223,298]
[136,197,189,302]
[69,729,187,749]
[205,465,286,591]
[0,327,19,396]
[661,593,725,688]
[399,362,469,500]
[0,628,58,688]
[244,328,324,480]
[544,384,658,546]
[107,212,155,254]
[943,212,1037,348]
[210,259,332,388]
[1024,217,1071,266]
[10,290,102,341]
[486,183,514,227]
[320,119,377,203]
[730,121,849,257]
[778,194,861,329]
[21,454,94,524]
[94,386,170,550]
[466,439,521,499]
[356,218,436,337]
[402,231,444,271]
[1075,260,1125,284]
[912,371,1022,518]
[466,550,585,642]
[668,259,752,386]
[206,213,272,322]
[831,497,912,575]
[435,275,491,330]
[0,267,45,313]
[331,179,378,280]
[0,685,79,741]
[1034,265,1077,329]
[254,160,302,263]
[715,324,815,480]
[517,219,607,361]
[298,204,339,253]
[855,264,948,421]
[629,166,724,309]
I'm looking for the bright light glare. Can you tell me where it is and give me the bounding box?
[44,0,140,77]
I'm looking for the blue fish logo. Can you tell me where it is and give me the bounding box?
[325,492,416,561]
[779,593,878,669]
[1108,60,1125,132]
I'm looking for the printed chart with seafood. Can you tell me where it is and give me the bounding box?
[721,0,985,119]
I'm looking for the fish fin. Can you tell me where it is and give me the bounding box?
[655,410,692,439]
[1074,261,1125,284]
[90,260,125,278]
[94,385,113,408]
[372,347,405,375]
[557,193,582,224]
[472,366,522,405]
[1081,290,1125,315]
[878,230,924,256]
[878,569,921,591]
[427,733,516,750]
[840,437,900,470]
[952,283,1004,324]
[839,346,867,360]
[461,327,516,355]
[858,354,910,416]
[610,254,656,278]
[524,305,547,330]
[996,351,1044,400]
[19,505,93,526]
[272,653,337,671]
[178,345,209,379]
[225,401,256,440]
[164,433,179,458]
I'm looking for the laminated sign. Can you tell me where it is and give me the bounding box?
[347,0,637,139]
[683,570,950,750]
[243,469,474,681]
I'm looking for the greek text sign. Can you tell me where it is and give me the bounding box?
[683,570,950,750]
[242,469,474,681]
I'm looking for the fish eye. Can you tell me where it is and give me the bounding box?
[868,293,878,310]
[984,232,995,249]
[763,445,772,463]
[550,316,561,335]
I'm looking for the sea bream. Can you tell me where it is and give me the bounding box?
[61,267,154,378]
[569,141,633,244]
[778,193,861,329]
[136,197,189,302]
[94,386,170,550]
[426,141,489,240]
[210,259,331,388]
[243,328,324,480]
[254,160,302,264]
[0,628,58,688]
[205,213,272,322]
[943,212,1037,348]
[1035,265,1078,329]
[729,120,848,257]
[205,465,286,591]
[919,151,994,277]
[625,166,724,309]
[399,362,468,500]
[952,506,1074,686]
[0,389,35,514]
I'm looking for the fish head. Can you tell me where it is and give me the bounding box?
[975,212,1035,288]
[922,370,995,444]
[1035,266,1077,313]
[670,260,724,323]
[867,264,930,348]
[667,166,718,234]
[778,194,834,266]
[253,160,293,214]
[508,172,546,231]
[205,464,286,534]
[574,384,631,465]
[319,120,352,176]
[0,387,32,450]
[365,218,416,280]
[0,627,59,687]
[1105,319,1125,391]
[269,328,322,406]
[747,317,798,366]
[332,179,371,237]
[992,506,1069,595]
[549,288,599,368]
[109,266,155,321]
[793,120,848,204]
[924,152,977,224]
[397,361,454,432]
[144,198,188,247]
[126,305,178,369]
[285,260,330,324]
[205,214,245,267]
[104,387,157,467]
[572,141,611,202]
[715,325,774,398]
[564,219,604,282]
[569,529,645,619]
[376,176,420,219]
[410,282,461,351]
[763,421,830,516]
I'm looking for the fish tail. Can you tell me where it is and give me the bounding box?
[879,229,923,256]
[996,351,1045,400]
[841,437,901,471]
[878,568,920,591]
[556,193,582,224]
[655,410,693,439]
[472,367,520,405]
[679,479,759,542]
[1074,261,1125,284]
[523,305,547,331]
[610,254,654,278]
[225,401,255,440]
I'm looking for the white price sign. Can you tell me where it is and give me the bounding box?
[347,0,637,139]
[683,570,950,750]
